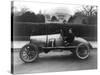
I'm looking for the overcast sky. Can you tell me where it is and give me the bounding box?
[13,1,85,15]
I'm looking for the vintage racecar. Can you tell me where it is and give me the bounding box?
[20,26,92,63]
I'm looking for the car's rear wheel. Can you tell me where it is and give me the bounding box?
[20,44,39,63]
[75,43,90,59]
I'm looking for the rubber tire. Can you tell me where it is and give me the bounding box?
[20,43,39,63]
[74,43,90,59]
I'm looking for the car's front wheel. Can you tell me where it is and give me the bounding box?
[20,44,39,63]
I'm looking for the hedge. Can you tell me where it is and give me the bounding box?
[12,22,97,41]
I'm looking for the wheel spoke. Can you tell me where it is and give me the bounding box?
[23,47,36,60]
[20,44,38,62]
[23,55,29,60]
[22,51,27,56]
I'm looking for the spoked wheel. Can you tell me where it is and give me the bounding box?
[20,44,39,63]
[75,43,90,59]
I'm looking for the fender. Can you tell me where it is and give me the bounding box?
[72,37,93,49]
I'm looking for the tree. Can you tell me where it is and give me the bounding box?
[14,10,45,23]
[79,5,97,16]
[68,5,97,25]
[15,11,37,22]
[51,16,58,21]
[36,14,45,23]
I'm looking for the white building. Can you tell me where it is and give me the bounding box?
[44,7,72,23]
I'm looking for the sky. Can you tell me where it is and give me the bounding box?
[13,1,85,15]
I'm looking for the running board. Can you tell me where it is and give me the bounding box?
[42,46,77,50]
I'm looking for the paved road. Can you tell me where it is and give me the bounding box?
[13,49,97,74]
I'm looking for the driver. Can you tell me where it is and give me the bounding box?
[60,28,75,45]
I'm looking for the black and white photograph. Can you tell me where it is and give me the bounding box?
[11,1,97,74]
